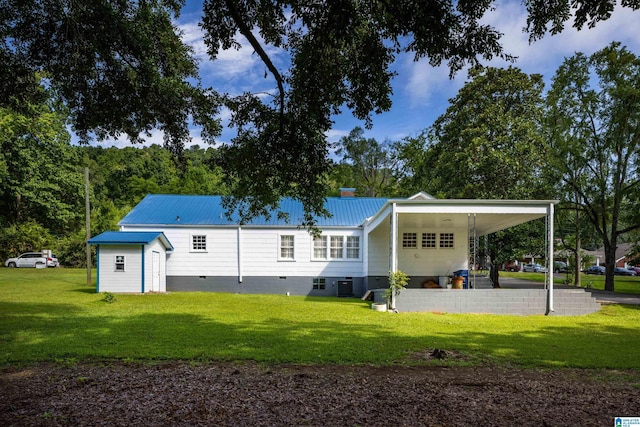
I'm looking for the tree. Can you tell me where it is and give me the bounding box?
[398,66,549,286]
[545,42,640,292]
[3,1,638,222]
[335,127,399,197]
[0,80,84,237]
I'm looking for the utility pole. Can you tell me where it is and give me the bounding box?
[85,167,91,286]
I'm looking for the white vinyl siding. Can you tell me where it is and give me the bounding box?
[122,226,365,279]
[98,246,143,293]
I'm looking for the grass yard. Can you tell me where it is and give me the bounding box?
[501,270,640,294]
[1,268,640,370]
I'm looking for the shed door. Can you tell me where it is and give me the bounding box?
[152,251,160,292]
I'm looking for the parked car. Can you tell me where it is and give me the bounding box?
[554,261,569,273]
[629,266,640,275]
[614,267,637,276]
[5,252,58,268]
[522,263,546,272]
[47,254,59,268]
[584,265,606,275]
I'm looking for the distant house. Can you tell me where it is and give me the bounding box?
[89,190,558,298]
[585,243,635,268]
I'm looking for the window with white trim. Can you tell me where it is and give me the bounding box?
[115,255,125,272]
[402,232,417,248]
[421,232,436,249]
[346,236,360,259]
[313,278,326,290]
[439,232,455,249]
[191,234,207,252]
[330,236,344,259]
[313,236,327,259]
[279,235,295,260]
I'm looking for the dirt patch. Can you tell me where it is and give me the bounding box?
[1,361,639,426]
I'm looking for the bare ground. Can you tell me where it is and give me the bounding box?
[2,360,639,426]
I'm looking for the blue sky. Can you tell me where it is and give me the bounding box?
[103,0,640,149]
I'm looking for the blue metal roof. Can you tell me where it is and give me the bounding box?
[88,231,174,251]
[118,194,388,227]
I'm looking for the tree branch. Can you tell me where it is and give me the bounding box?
[224,0,285,119]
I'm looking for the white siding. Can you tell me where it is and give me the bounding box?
[98,245,143,293]
[367,222,391,276]
[122,225,366,278]
[396,227,468,277]
[143,240,167,292]
[366,222,469,277]
[241,228,365,277]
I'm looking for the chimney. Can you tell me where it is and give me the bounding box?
[340,187,356,198]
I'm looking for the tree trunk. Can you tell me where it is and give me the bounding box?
[490,263,500,288]
[603,243,616,292]
[574,210,581,288]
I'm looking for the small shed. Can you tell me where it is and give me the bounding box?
[88,231,173,293]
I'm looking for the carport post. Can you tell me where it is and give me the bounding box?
[546,203,555,315]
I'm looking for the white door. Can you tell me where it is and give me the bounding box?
[152,251,160,292]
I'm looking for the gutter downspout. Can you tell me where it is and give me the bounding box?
[237,226,243,283]
[546,203,555,315]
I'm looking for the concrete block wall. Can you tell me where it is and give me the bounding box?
[372,288,600,315]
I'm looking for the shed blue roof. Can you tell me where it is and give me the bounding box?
[119,194,388,227]
[88,231,174,251]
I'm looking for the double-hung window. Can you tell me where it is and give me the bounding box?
[346,236,360,259]
[279,235,295,260]
[313,236,327,259]
[191,234,207,252]
[330,236,344,259]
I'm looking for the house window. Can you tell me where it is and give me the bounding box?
[402,232,417,248]
[440,232,455,248]
[313,278,326,290]
[191,234,207,252]
[313,236,327,259]
[330,236,344,259]
[346,236,360,259]
[422,232,436,248]
[115,255,125,272]
[279,235,295,260]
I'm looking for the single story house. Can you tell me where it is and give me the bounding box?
[89,191,558,304]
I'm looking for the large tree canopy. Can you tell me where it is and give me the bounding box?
[2,0,638,221]
[545,42,640,292]
[397,66,549,286]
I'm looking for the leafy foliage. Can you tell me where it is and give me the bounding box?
[4,0,637,221]
[545,42,640,291]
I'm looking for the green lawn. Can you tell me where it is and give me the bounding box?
[500,270,640,294]
[1,268,639,370]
